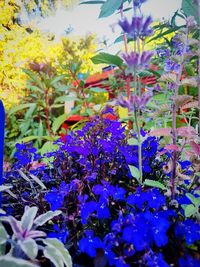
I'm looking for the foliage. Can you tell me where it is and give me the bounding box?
[0,206,72,267]
[2,115,200,267]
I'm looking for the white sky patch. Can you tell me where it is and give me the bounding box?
[34,0,182,53]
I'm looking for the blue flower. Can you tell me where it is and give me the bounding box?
[44,188,64,211]
[48,224,68,244]
[179,254,200,267]
[175,219,200,245]
[79,230,103,257]
[144,250,170,267]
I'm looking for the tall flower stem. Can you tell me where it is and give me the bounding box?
[120,4,132,129]
[198,0,200,136]
[44,88,52,137]
[134,108,143,183]
[171,31,188,199]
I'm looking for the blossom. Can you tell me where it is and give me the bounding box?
[79,230,103,257]
[117,92,152,111]
[164,59,181,73]
[123,51,154,69]
[119,16,153,39]
[175,219,200,245]
[144,250,170,267]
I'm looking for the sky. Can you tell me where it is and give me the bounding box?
[30,0,182,53]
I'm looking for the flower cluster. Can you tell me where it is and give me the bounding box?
[119,16,153,40]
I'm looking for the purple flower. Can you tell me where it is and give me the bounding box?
[133,0,147,8]
[123,51,153,69]
[117,92,152,111]
[119,16,153,39]
[164,59,181,74]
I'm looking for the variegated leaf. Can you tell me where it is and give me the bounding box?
[43,246,64,267]
[176,126,196,137]
[174,94,193,109]
[18,238,38,260]
[0,185,12,192]
[181,100,199,110]
[18,170,31,182]
[34,210,62,228]
[149,128,172,136]
[190,141,200,156]
[0,223,8,245]
[0,255,38,267]
[154,104,170,117]
[29,174,46,189]
[181,78,197,87]
[159,73,176,83]
[43,238,72,267]
[26,230,46,239]
[21,206,38,231]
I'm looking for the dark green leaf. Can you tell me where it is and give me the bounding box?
[50,75,66,86]
[182,0,199,25]
[8,103,35,116]
[99,0,123,18]
[91,52,123,68]
[114,35,124,44]
[52,114,68,134]
[90,87,107,93]
[144,179,167,190]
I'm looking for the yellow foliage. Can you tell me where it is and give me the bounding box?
[0,2,98,109]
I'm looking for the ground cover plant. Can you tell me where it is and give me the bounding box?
[1,0,200,266]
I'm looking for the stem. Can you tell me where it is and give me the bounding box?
[198,1,200,136]
[120,5,128,54]
[44,89,52,136]
[171,30,188,199]
[134,109,143,183]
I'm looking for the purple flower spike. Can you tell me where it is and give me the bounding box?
[123,52,139,68]
[123,51,153,69]
[119,15,153,40]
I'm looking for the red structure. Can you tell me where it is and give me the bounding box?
[63,67,157,132]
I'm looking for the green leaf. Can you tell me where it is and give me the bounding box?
[21,206,38,231]
[16,136,39,143]
[148,27,182,43]
[34,210,62,227]
[0,256,38,267]
[144,179,167,190]
[54,95,79,103]
[128,165,140,181]
[182,0,199,25]
[138,70,153,77]
[0,223,8,245]
[114,35,123,44]
[127,138,138,145]
[18,238,38,260]
[43,238,72,267]
[91,52,123,68]
[186,193,200,207]
[50,75,66,86]
[43,246,65,267]
[8,103,35,116]
[90,87,107,93]
[52,113,68,134]
[40,141,58,156]
[184,204,197,217]
[23,69,43,89]
[99,0,123,18]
